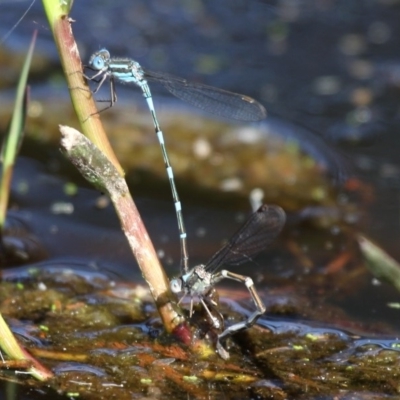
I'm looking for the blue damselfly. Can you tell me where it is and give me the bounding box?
[85,48,267,274]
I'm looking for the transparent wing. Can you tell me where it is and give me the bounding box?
[205,204,286,274]
[145,70,266,122]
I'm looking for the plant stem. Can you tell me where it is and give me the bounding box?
[42,0,122,174]
[0,314,53,381]
[59,125,185,333]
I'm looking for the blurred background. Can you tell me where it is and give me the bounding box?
[2,1,400,397]
[1,0,400,320]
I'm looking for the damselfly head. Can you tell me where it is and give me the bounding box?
[89,49,110,70]
[170,277,183,294]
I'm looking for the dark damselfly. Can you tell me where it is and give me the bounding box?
[170,204,286,359]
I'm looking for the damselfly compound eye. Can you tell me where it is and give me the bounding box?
[170,278,182,294]
[99,49,110,59]
[91,56,104,70]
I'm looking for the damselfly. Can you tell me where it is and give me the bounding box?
[170,204,286,359]
[85,48,267,273]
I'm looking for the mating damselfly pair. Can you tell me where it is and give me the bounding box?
[85,49,285,358]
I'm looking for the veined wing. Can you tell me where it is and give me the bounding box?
[145,69,266,122]
[205,204,286,274]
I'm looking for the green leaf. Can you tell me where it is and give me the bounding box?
[0,30,37,229]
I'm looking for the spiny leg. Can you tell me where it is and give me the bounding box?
[95,75,117,111]
[87,73,118,114]
[211,269,266,358]
[79,70,118,120]
[83,68,110,94]
[199,297,222,330]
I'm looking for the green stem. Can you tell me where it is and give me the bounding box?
[42,0,123,175]
[0,314,53,381]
